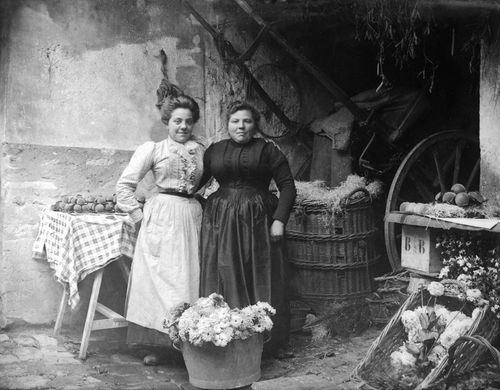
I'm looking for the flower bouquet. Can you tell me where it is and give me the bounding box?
[354,281,499,390]
[163,293,275,389]
[437,230,500,319]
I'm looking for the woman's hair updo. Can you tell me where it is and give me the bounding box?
[160,95,200,125]
[226,101,261,131]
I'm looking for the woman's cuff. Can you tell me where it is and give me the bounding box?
[129,208,144,224]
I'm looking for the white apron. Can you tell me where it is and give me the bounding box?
[126,193,202,333]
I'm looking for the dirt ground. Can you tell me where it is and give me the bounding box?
[0,322,380,390]
[2,321,499,390]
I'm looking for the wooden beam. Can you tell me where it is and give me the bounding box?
[92,318,128,332]
[95,303,123,320]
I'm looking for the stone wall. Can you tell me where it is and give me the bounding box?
[0,0,207,325]
[480,21,500,205]
[1,143,134,324]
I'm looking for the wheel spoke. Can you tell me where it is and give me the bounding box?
[453,142,465,185]
[432,149,447,194]
[408,171,435,201]
[465,158,480,190]
[433,148,456,187]
[416,164,438,187]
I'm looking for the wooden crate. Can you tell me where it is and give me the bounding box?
[400,225,442,274]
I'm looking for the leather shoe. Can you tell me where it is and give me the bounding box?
[143,353,160,366]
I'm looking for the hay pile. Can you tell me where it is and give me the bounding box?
[295,175,383,212]
[426,203,489,218]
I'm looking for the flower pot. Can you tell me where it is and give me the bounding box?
[181,333,264,389]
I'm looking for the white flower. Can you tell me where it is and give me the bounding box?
[428,345,446,365]
[166,295,275,347]
[390,346,417,369]
[428,282,445,296]
[439,266,450,278]
[466,288,482,302]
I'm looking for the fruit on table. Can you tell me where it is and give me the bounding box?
[52,192,124,214]
[414,203,431,215]
[442,192,456,204]
[399,202,431,215]
[454,192,470,207]
[468,191,485,204]
[451,183,466,194]
[432,182,486,208]
[399,202,410,212]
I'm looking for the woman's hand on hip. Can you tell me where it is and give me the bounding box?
[270,220,285,242]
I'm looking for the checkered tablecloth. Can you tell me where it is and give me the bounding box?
[32,209,138,309]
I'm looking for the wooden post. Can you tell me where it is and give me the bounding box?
[53,286,69,335]
[79,269,104,360]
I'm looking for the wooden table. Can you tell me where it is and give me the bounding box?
[33,210,138,359]
[385,211,500,232]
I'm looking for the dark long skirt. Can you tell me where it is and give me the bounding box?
[199,186,290,351]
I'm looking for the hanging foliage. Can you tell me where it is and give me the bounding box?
[352,0,436,84]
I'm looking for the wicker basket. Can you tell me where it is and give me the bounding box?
[367,270,411,325]
[366,288,409,325]
[287,188,378,300]
[353,282,500,390]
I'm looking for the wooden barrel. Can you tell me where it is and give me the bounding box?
[286,188,379,301]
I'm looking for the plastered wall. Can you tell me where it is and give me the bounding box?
[0,0,207,325]
[480,21,500,205]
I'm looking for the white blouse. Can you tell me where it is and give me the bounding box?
[116,137,205,222]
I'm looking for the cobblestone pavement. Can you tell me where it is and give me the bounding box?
[0,325,379,390]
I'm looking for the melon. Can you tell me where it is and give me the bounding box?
[455,192,470,207]
[468,191,485,204]
[451,183,466,194]
[442,192,456,204]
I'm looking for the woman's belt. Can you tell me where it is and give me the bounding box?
[158,190,193,199]
[220,181,267,191]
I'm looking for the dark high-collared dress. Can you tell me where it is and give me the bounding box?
[199,137,296,349]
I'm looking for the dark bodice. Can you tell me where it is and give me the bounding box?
[199,138,296,223]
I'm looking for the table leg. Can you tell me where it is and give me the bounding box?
[79,269,104,360]
[54,286,69,335]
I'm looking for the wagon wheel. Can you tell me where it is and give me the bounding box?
[384,130,480,270]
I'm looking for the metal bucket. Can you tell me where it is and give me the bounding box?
[180,334,263,389]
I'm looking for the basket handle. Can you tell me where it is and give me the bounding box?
[444,335,500,389]
[172,340,182,352]
[345,187,372,205]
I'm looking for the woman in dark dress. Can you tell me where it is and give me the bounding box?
[198,101,296,352]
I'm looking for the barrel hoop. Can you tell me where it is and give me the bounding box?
[292,291,372,300]
[292,204,371,215]
[289,255,380,270]
[286,229,377,241]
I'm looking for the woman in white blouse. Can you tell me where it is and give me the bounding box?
[116,94,205,364]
